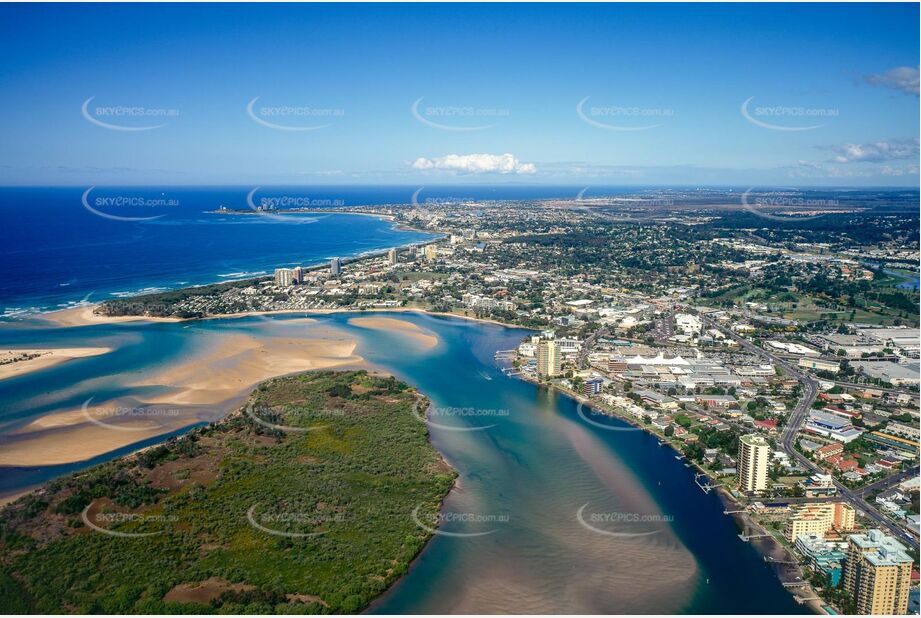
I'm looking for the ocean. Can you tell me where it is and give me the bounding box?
[0,185,645,317]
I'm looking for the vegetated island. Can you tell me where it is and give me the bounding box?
[0,370,456,614]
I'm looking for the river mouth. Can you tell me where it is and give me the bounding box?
[0,311,805,614]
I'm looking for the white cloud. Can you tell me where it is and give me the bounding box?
[829,138,919,163]
[864,66,920,96]
[411,153,536,175]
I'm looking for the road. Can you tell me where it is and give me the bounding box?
[855,465,920,499]
[578,326,609,369]
[699,314,920,550]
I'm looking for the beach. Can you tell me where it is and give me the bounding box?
[0,347,111,380]
[43,305,183,327]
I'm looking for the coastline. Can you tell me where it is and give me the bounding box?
[16,208,438,323]
[41,303,523,331]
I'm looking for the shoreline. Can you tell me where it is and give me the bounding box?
[0,347,111,380]
[16,209,438,323]
[41,303,527,331]
[515,371,825,615]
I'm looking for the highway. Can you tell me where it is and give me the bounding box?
[699,314,920,550]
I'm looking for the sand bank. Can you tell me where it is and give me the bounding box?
[0,329,364,467]
[43,305,182,327]
[347,316,439,349]
[0,347,110,381]
[133,330,363,406]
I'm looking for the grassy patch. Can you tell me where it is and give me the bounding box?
[0,370,455,614]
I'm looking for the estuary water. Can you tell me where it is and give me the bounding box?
[0,311,804,614]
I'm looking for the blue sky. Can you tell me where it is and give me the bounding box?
[0,3,918,186]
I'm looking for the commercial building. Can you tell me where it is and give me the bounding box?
[274,268,294,287]
[784,502,855,542]
[795,534,847,587]
[843,529,913,615]
[737,434,770,493]
[864,431,919,455]
[330,257,342,276]
[388,248,398,265]
[273,266,304,287]
[583,377,604,396]
[798,357,841,373]
[537,339,561,378]
[804,411,863,443]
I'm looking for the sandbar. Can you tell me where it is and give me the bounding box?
[0,347,111,381]
[348,316,439,349]
[0,329,364,467]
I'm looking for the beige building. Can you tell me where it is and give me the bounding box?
[537,339,561,378]
[737,434,769,493]
[784,502,855,542]
[843,529,913,615]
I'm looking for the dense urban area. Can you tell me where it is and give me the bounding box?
[98,189,921,615]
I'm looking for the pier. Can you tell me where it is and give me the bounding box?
[694,473,713,494]
[738,532,772,542]
[765,556,799,565]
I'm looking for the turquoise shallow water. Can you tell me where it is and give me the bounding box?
[0,312,804,614]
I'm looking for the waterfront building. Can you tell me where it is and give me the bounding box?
[537,339,561,378]
[784,502,855,542]
[330,257,342,276]
[843,529,913,615]
[737,434,769,493]
[274,268,294,287]
[388,248,398,265]
[795,534,847,587]
[584,377,604,396]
